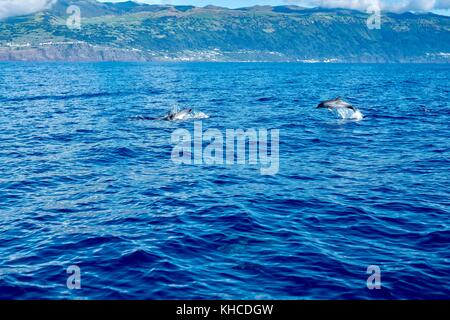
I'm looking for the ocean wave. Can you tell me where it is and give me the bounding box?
[1,63,449,299]
[0,89,164,103]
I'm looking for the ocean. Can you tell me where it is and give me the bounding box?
[0,62,449,299]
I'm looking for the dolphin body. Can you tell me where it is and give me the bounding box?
[317,97,356,111]
[162,108,193,121]
[131,108,193,121]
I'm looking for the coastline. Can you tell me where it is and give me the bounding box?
[1,44,449,63]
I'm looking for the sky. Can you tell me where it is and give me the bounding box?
[1,0,449,20]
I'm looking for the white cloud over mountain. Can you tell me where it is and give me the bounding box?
[290,0,450,12]
[0,0,56,20]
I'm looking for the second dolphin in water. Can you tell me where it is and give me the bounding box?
[162,108,193,121]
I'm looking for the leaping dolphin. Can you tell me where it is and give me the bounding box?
[317,97,356,111]
[162,108,193,121]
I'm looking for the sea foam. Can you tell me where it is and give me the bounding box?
[332,107,364,121]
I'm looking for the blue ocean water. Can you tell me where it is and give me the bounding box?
[0,62,449,300]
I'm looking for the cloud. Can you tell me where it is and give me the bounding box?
[287,0,450,12]
[0,0,57,20]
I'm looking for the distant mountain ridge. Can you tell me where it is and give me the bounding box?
[0,0,449,62]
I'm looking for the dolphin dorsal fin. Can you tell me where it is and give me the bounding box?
[335,96,341,101]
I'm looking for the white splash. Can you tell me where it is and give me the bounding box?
[331,107,364,121]
[167,106,209,121]
[189,111,210,120]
